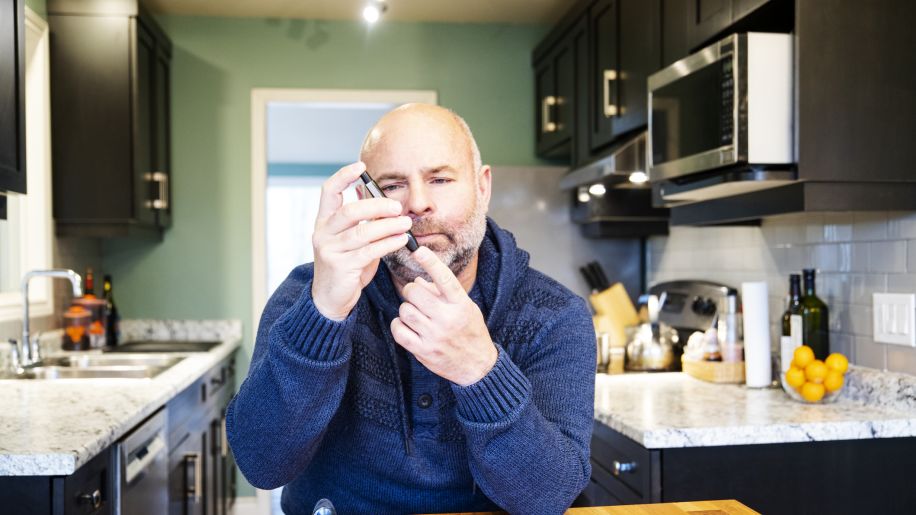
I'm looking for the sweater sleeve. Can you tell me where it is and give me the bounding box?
[451,296,596,514]
[226,267,355,489]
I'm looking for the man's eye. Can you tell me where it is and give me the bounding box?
[431,178,452,185]
[381,184,402,193]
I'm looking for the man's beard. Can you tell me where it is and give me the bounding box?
[382,197,487,284]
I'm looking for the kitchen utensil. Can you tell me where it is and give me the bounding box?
[589,283,640,348]
[625,295,678,371]
[588,261,611,290]
[580,266,600,291]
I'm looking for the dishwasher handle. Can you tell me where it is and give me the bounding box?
[124,434,167,484]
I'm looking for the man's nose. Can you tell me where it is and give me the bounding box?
[404,182,434,218]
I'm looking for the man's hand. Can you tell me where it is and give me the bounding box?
[311,162,413,321]
[390,246,498,386]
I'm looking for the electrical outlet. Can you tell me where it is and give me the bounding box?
[873,293,916,346]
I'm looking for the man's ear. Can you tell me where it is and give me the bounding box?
[478,165,492,208]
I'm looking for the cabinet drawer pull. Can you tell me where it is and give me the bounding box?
[78,489,103,509]
[144,171,169,210]
[612,460,636,476]
[542,95,558,133]
[603,69,618,117]
[185,452,202,503]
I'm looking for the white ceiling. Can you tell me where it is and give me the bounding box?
[267,102,397,164]
[144,0,573,24]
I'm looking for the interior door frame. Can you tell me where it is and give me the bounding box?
[248,87,437,513]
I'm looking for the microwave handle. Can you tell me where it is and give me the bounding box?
[541,95,558,133]
[603,69,618,118]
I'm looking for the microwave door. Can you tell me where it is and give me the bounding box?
[648,37,739,181]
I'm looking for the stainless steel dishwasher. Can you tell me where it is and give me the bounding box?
[112,408,169,515]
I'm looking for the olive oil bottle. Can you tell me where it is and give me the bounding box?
[801,268,829,360]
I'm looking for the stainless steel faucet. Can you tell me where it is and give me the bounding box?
[19,269,82,367]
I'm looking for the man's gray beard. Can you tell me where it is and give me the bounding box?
[382,200,487,284]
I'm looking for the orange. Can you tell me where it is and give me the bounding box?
[793,345,815,369]
[805,360,828,384]
[801,382,826,402]
[785,367,806,389]
[824,370,845,392]
[826,353,849,374]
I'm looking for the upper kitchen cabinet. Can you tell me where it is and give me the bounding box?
[0,0,26,194]
[48,0,172,239]
[533,17,580,159]
[685,0,793,52]
[589,0,660,154]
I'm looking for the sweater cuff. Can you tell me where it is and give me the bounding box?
[451,343,531,424]
[275,282,354,362]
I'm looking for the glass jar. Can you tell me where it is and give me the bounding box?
[63,305,91,351]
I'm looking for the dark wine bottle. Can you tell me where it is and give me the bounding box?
[801,268,830,360]
[782,274,803,345]
[103,275,120,347]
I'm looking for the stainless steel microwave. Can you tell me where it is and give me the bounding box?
[648,33,795,202]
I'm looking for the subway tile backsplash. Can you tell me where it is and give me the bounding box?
[647,211,916,376]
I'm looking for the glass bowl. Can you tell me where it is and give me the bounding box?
[780,372,842,404]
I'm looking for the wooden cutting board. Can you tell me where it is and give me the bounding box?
[428,499,759,515]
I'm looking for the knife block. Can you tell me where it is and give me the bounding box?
[590,283,639,348]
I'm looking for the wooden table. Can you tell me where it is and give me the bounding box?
[431,499,759,515]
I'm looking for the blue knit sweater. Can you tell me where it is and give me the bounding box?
[226,219,596,515]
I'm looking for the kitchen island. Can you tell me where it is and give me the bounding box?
[588,368,916,514]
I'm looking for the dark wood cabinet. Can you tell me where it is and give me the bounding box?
[167,354,237,515]
[661,0,691,68]
[0,447,113,515]
[534,31,576,159]
[587,421,916,513]
[587,0,618,152]
[48,0,172,239]
[685,0,788,51]
[0,0,26,194]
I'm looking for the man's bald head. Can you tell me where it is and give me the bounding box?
[360,103,482,175]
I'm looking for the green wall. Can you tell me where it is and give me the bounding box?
[25,0,46,19]
[101,15,547,496]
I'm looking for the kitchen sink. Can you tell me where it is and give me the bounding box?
[3,355,187,380]
[15,365,166,380]
[43,354,185,369]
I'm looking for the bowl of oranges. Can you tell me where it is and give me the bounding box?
[781,345,849,403]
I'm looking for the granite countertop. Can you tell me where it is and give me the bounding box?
[594,366,916,449]
[0,320,243,476]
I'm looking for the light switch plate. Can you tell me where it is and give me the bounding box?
[873,293,916,346]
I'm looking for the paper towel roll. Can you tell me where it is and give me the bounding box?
[742,281,772,388]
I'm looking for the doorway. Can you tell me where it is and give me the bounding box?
[248,88,436,514]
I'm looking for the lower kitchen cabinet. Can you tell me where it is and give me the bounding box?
[586,421,916,514]
[0,447,112,515]
[167,353,237,515]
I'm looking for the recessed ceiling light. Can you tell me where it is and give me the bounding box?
[588,183,607,197]
[363,1,387,24]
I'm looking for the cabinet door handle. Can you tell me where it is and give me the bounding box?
[221,416,229,458]
[144,171,169,210]
[185,452,202,503]
[542,95,558,133]
[612,459,636,476]
[603,69,618,118]
[78,489,103,509]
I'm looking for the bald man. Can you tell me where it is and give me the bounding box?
[227,104,595,515]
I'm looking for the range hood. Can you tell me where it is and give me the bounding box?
[560,131,669,238]
[560,132,649,191]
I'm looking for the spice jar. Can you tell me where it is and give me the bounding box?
[63,305,91,351]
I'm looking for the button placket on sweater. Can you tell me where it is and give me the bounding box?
[409,355,440,438]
